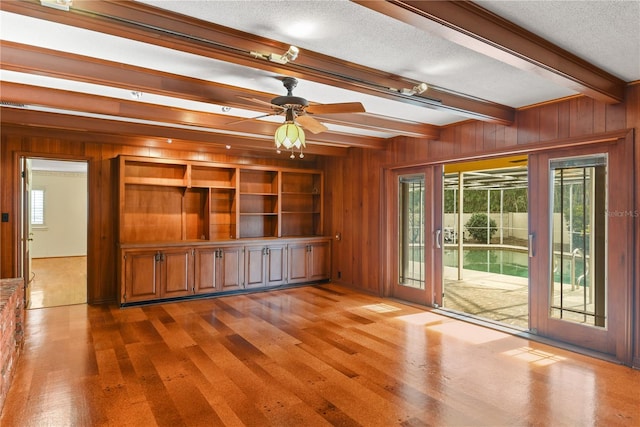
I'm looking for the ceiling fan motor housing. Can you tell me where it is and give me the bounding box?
[271,95,308,107]
[271,77,309,107]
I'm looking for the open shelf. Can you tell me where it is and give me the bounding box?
[280,212,320,236]
[118,156,323,242]
[239,215,278,238]
[123,160,187,187]
[280,171,322,237]
[281,171,320,194]
[191,165,236,188]
[240,169,278,194]
[122,184,185,242]
[209,188,237,240]
[240,193,278,214]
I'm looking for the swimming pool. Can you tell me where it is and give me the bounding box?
[444,247,529,278]
[444,246,587,284]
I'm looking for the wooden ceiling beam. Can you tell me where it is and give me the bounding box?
[0,41,428,142]
[0,123,325,161]
[355,0,625,104]
[0,0,514,124]
[0,108,350,157]
[0,82,386,149]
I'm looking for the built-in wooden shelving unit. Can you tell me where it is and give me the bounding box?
[116,155,329,306]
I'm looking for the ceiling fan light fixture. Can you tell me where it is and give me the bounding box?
[275,122,306,150]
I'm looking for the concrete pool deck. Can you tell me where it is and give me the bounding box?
[443,267,597,330]
[443,267,529,329]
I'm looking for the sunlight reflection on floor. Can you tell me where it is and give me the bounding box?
[395,311,446,325]
[427,321,509,344]
[502,346,567,366]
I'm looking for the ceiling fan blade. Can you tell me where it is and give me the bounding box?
[227,112,280,125]
[296,114,328,134]
[305,102,365,115]
[238,96,284,110]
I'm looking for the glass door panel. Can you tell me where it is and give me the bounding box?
[549,156,607,327]
[398,174,426,290]
[529,136,633,364]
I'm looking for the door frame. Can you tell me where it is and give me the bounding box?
[20,158,33,307]
[14,152,91,306]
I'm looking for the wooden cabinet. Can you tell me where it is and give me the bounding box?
[308,241,331,281]
[245,243,288,289]
[162,248,194,299]
[119,238,329,305]
[266,244,287,286]
[122,250,159,303]
[288,240,331,284]
[117,155,329,306]
[121,247,193,304]
[194,245,244,294]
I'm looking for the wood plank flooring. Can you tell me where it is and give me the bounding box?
[29,256,87,309]
[1,284,638,426]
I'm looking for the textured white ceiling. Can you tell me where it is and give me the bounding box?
[477,0,640,82]
[137,0,582,107]
[1,0,638,143]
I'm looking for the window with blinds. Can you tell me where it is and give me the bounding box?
[31,189,45,225]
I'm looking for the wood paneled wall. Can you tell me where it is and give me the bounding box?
[0,132,315,303]
[627,84,640,368]
[321,86,637,289]
[1,85,638,364]
[320,83,639,365]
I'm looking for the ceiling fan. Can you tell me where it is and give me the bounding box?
[237,77,366,134]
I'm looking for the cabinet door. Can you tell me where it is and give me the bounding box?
[245,245,266,288]
[309,241,331,281]
[266,244,287,286]
[194,247,218,294]
[287,243,310,284]
[219,245,244,291]
[123,251,160,303]
[161,248,193,298]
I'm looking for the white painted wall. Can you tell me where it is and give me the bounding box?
[31,170,87,258]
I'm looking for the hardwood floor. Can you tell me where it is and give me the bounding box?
[29,256,87,309]
[1,284,638,426]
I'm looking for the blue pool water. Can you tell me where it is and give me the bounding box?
[444,248,529,278]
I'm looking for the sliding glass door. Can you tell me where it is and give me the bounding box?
[528,139,633,363]
[389,166,442,305]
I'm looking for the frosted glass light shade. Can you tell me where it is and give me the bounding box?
[274,123,306,150]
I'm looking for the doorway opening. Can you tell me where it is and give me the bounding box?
[23,158,88,309]
[442,156,529,329]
